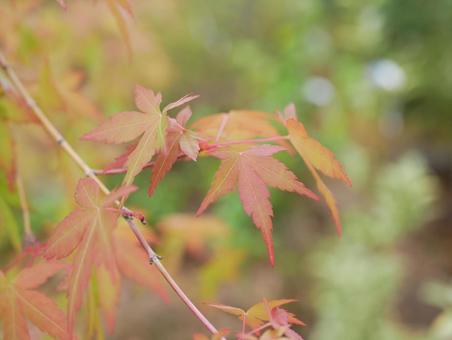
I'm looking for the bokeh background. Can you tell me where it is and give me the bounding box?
[1,0,451,339]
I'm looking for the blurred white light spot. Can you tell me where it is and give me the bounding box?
[369,59,406,91]
[302,77,335,106]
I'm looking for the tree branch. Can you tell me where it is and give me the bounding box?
[0,51,224,338]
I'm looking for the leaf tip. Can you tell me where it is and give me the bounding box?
[262,231,275,267]
[343,174,353,187]
[335,222,343,237]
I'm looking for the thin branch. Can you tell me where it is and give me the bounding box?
[15,174,36,245]
[0,51,224,339]
[94,153,189,175]
[123,215,221,336]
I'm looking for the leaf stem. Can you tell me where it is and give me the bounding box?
[94,136,289,175]
[94,160,155,175]
[0,51,224,339]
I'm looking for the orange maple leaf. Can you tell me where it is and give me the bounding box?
[197,145,318,266]
[192,110,286,144]
[0,261,71,340]
[283,104,352,235]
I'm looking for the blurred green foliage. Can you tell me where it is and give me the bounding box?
[309,153,435,340]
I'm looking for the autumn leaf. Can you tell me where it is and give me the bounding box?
[33,61,100,122]
[157,214,229,271]
[209,299,301,330]
[192,110,285,142]
[102,107,200,194]
[268,307,305,340]
[199,248,244,299]
[0,261,71,340]
[105,0,133,55]
[197,145,318,266]
[82,85,198,186]
[284,104,351,235]
[44,178,137,333]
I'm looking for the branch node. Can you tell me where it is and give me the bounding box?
[149,253,162,264]
[84,169,95,177]
[121,209,134,220]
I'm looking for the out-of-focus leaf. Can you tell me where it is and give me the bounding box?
[158,214,229,271]
[285,105,351,235]
[0,261,70,340]
[44,178,136,333]
[0,196,21,251]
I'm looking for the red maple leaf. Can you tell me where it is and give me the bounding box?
[197,145,318,266]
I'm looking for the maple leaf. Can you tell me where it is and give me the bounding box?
[44,178,137,333]
[192,110,285,143]
[0,261,71,340]
[82,85,198,186]
[209,299,302,331]
[197,145,318,266]
[283,104,351,235]
[268,307,304,340]
[105,0,133,55]
[32,61,101,124]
